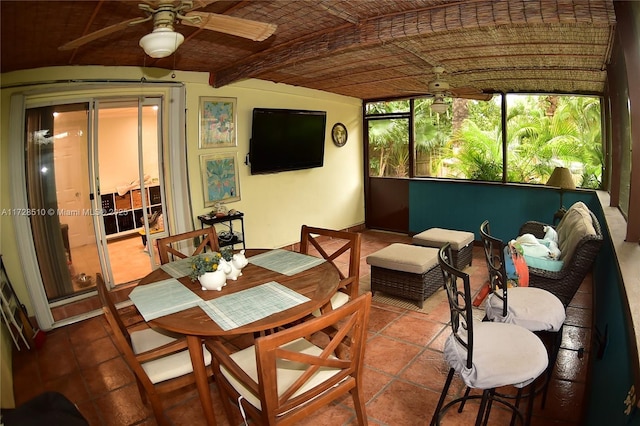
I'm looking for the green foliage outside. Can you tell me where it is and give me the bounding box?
[367,95,603,189]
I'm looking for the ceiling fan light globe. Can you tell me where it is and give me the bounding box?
[139,28,184,58]
[431,99,448,114]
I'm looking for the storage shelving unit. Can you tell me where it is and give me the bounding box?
[101,185,162,237]
[0,255,31,350]
[197,212,245,250]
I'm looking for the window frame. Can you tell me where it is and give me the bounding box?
[364,93,604,189]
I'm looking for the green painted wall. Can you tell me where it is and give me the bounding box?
[587,209,639,425]
[409,180,596,241]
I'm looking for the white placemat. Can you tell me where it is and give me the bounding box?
[248,249,325,276]
[129,278,202,321]
[198,281,310,331]
[160,256,195,278]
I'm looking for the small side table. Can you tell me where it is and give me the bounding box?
[197,212,246,250]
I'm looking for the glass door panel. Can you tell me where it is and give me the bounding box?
[140,102,165,268]
[25,103,102,301]
[96,99,165,285]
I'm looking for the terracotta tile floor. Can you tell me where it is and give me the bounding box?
[11,229,591,425]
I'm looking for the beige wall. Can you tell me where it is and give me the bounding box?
[191,78,365,249]
[0,66,364,316]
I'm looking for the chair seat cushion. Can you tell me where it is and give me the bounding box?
[220,337,341,410]
[131,327,180,353]
[131,328,212,384]
[444,321,548,389]
[311,291,351,317]
[366,243,438,274]
[485,287,566,332]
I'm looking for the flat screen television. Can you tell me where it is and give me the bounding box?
[249,108,327,174]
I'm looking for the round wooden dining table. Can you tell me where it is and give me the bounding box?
[135,249,341,426]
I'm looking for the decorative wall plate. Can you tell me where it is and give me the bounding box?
[331,122,348,147]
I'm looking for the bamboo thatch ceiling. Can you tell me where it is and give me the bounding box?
[1,0,616,100]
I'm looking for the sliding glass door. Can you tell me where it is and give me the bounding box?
[23,97,167,317]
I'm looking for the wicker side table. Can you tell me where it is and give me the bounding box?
[366,243,441,308]
[412,228,474,270]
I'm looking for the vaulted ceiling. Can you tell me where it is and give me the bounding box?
[1,0,616,100]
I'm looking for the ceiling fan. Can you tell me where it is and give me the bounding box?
[59,0,277,58]
[427,66,494,112]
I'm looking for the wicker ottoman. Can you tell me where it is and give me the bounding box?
[366,243,441,308]
[412,228,474,270]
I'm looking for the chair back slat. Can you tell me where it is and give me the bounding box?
[255,292,371,422]
[96,274,131,343]
[300,225,361,300]
[438,244,475,370]
[157,227,219,264]
[479,220,509,317]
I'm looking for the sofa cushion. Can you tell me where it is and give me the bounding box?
[556,202,596,261]
[523,255,564,272]
[556,201,588,237]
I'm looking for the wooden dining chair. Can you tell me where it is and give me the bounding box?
[157,227,220,264]
[299,225,361,313]
[208,292,371,426]
[95,274,213,426]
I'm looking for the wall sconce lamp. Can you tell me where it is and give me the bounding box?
[546,166,575,222]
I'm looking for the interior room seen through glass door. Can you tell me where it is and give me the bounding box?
[96,99,166,286]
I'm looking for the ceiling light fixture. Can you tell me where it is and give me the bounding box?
[431,97,448,114]
[139,27,184,58]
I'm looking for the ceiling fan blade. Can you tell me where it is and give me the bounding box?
[182,11,276,41]
[59,17,142,50]
[462,93,495,101]
[191,0,218,10]
[449,87,494,101]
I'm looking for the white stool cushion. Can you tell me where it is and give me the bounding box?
[444,321,548,389]
[220,337,341,410]
[413,228,474,250]
[366,243,438,274]
[485,287,566,332]
[131,328,212,384]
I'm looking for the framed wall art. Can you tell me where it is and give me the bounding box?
[199,97,237,148]
[200,152,241,206]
